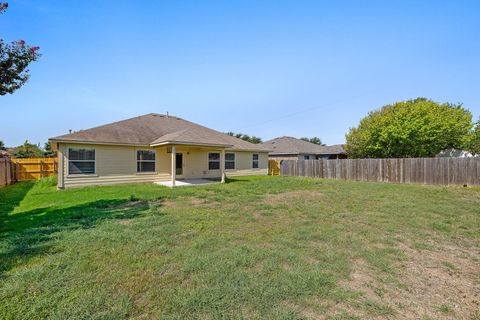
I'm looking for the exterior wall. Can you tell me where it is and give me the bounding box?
[225,151,268,177]
[58,143,268,188]
[58,143,171,188]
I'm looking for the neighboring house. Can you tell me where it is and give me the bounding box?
[436,148,478,158]
[0,150,10,159]
[260,136,347,161]
[49,114,269,189]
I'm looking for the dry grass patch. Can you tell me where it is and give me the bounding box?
[263,190,324,205]
[340,241,480,319]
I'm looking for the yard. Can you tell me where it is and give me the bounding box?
[0,176,479,319]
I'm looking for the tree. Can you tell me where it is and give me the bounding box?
[12,140,43,158]
[300,137,325,145]
[345,98,473,158]
[0,140,5,150]
[467,119,480,155]
[43,142,56,157]
[225,132,262,144]
[1,2,41,95]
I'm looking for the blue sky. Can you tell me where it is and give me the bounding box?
[1,0,479,147]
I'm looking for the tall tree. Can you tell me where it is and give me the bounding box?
[300,137,325,145]
[0,140,5,150]
[345,98,473,158]
[1,2,41,95]
[225,132,262,144]
[12,140,43,158]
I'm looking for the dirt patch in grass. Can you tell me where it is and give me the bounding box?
[160,197,209,208]
[118,219,133,225]
[340,241,480,319]
[263,190,324,205]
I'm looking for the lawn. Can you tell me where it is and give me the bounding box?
[0,176,479,319]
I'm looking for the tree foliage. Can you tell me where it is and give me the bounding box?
[300,137,325,145]
[345,98,473,158]
[225,132,262,144]
[0,140,5,150]
[467,119,480,155]
[12,140,44,158]
[43,142,56,157]
[1,2,41,95]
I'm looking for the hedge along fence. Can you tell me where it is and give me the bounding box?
[280,158,480,187]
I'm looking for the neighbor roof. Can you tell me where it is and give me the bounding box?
[260,136,346,155]
[50,113,269,152]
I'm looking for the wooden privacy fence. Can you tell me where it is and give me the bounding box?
[280,158,480,187]
[0,158,15,187]
[11,158,58,181]
[0,158,58,187]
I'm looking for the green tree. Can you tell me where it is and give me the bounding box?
[0,140,5,150]
[467,119,480,155]
[300,137,325,145]
[43,142,56,157]
[345,98,473,158]
[225,132,262,144]
[12,140,43,158]
[1,3,41,95]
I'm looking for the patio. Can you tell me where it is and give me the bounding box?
[155,179,218,187]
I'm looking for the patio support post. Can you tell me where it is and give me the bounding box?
[220,149,225,183]
[171,145,176,187]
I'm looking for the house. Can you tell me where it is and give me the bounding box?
[49,114,269,189]
[260,136,347,161]
[436,148,478,158]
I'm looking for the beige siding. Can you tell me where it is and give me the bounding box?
[58,143,268,188]
[225,151,268,177]
[60,143,171,188]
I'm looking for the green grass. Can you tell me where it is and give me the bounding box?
[0,176,479,319]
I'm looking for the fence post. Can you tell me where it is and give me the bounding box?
[3,158,7,186]
[40,160,43,178]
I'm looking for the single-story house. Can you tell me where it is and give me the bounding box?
[49,113,270,189]
[260,136,347,161]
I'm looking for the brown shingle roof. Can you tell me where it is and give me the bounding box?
[260,136,346,155]
[49,113,268,152]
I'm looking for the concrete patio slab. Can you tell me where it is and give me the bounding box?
[155,179,217,187]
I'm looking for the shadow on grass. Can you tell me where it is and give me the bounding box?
[0,180,36,216]
[0,198,150,278]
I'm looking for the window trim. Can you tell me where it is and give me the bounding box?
[208,152,221,170]
[225,152,235,170]
[136,149,157,174]
[68,148,96,176]
[252,154,259,169]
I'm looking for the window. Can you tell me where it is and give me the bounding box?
[225,153,235,170]
[208,152,220,170]
[252,154,259,168]
[69,148,95,175]
[137,150,156,173]
[304,155,310,160]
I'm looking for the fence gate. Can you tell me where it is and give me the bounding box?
[268,160,281,176]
